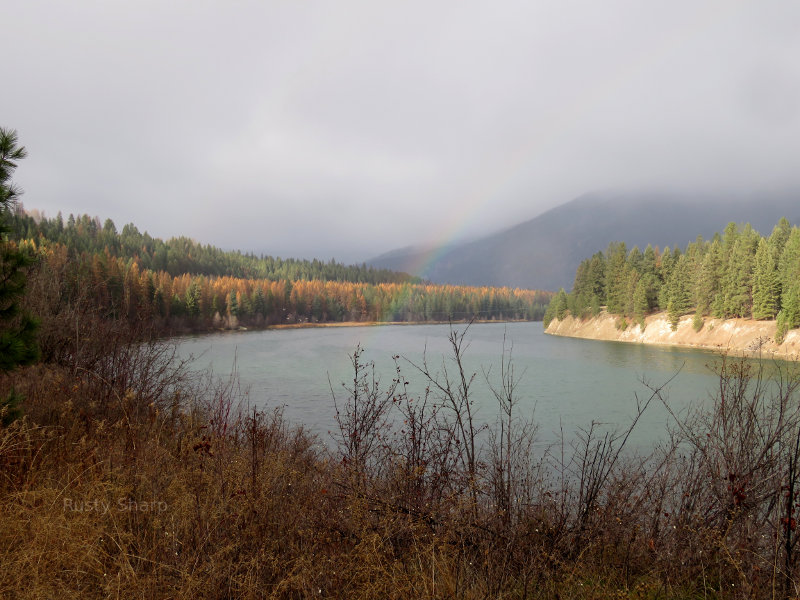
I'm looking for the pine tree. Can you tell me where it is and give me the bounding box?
[623,268,639,316]
[779,227,800,311]
[543,288,569,328]
[721,222,739,255]
[543,298,556,328]
[697,239,723,316]
[657,247,674,310]
[752,237,779,320]
[604,242,627,314]
[768,218,791,304]
[185,281,201,317]
[0,128,39,422]
[571,259,591,299]
[667,254,692,330]
[585,252,606,300]
[720,226,757,318]
[554,288,569,320]
[626,246,643,274]
[642,245,657,279]
[633,276,650,319]
[252,286,267,317]
[228,289,239,316]
[777,281,800,343]
[770,217,791,259]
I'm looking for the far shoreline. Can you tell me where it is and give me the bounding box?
[545,310,800,361]
[171,318,541,338]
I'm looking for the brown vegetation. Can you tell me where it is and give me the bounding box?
[4,257,800,598]
[16,240,550,334]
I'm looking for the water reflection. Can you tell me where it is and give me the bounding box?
[176,322,795,448]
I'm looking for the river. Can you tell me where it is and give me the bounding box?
[174,322,770,449]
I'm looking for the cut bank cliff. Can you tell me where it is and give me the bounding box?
[545,311,800,360]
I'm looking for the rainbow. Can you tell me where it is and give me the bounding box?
[259,2,743,346]
[391,2,744,280]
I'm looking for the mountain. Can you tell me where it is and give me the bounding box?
[366,190,800,292]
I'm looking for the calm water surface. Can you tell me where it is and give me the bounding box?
[176,322,767,446]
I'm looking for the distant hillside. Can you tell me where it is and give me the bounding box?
[12,210,418,285]
[367,191,800,291]
[11,210,551,338]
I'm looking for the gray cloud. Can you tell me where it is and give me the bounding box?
[4,0,800,262]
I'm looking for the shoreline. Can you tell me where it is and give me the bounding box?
[266,318,533,330]
[545,310,800,361]
[180,318,537,336]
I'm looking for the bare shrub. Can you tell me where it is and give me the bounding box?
[655,354,800,597]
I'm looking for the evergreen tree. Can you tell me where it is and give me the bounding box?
[554,288,569,320]
[252,286,267,317]
[641,245,658,279]
[228,289,239,316]
[562,218,800,339]
[752,237,779,320]
[769,217,791,260]
[779,227,800,311]
[666,254,692,330]
[657,247,674,310]
[722,226,758,318]
[721,221,739,255]
[623,268,639,316]
[585,252,606,300]
[777,281,800,343]
[626,246,643,274]
[185,281,201,317]
[642,245,661,306]
[604,242,627,314]
[769,218,792,304]
[0,128,39,422]
[696,239,723,317]
[633,276,650,320]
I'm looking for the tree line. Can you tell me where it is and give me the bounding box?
[10,209,418,284]
[545,218,800,341]
[22,239,550,335]
[8,208,550,332]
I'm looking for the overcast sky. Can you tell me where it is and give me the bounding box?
[4,1,800,262]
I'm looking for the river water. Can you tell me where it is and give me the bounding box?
[176,322,780,448]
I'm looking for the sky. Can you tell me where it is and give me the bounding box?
[4,0,800,263]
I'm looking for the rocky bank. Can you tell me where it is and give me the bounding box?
[545,311,800,360]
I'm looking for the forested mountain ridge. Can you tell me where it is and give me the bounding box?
[367,190,800,291]
[10,209,551,338]
[11,209,418,285]
[544,217,800,343]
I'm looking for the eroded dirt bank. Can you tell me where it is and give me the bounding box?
[545,311,800,360]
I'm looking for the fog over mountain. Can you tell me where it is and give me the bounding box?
[367,190,800,291]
